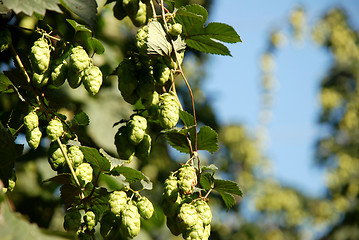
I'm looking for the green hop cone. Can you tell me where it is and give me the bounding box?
[30,38,51,74]
[135,24,149,54]
[6,169,16,192]
[130,0,147,27]
[109,191,128,215]
[162,192,184,218]
[32,71,50,88]
[114,126,136,160]
[63,210,81,232]
[137,68,155,100]
[178,165,197,194]
[194,200,212,225]
[83,65,103,95]
[0,28,11,52]
[135,133,151,160]
[158,92,180,129]
[117,58,140,104]
[203,224,211,240]
[48,142,66,171]
[183,222,205,240]
[153,62,171,85]
[46,118,63,141]
[68,146,84,168]
[166,215,181,236]
[24,110,39,131]
[122,0,139,18]
[177,203,199,231]
[69,46,90,72]
[121,203,141,238]
[113,0,127,20]
[26,127,42,150]
[169,23,183,36]
[137,196,154,220]
[75,163,93,186]
[51,59,68,87]
[84,211,97,230]
[127,115,147,145]
[67,68,84,89]
[163,175,179,202]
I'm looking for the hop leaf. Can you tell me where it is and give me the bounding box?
[23,110,39,131]
[30,38,51,74]
[46,118,64,141]
[69,46,90,72]
[0,28,11,52]
[75,163,93,186]
[137,196,154,220]
[25,127,42,150]
[109,191,128,215]
[83,65,103,95]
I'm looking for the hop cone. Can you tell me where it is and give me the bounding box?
[83,65,103,95]
[46,118,63,141]
[158,93,180,129]
[24,110,39,131]
[26,127,42,150]
[121,203,141,238]
[127,115,147,145]
[137,196,154,220]
[69,46,90,72]
[30,38,50,74]
[75,163,93,186]
[48,142,66,171]
[109,191,128,215]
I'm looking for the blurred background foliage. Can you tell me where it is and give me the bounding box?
[0,0,358,239]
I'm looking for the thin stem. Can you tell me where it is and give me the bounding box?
[159,0,199,155]
[56,138,83,195]
[203,188,213,199]
[149,0,157,18]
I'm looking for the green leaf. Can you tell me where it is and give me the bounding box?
[0,74,14,93]
[197,125,219,153]
[60,184,81,207]
[66,19,92,33]
[83,186,109,216]
[175,4,208,33]
[200,173,213,191]
[186,36,231,56]
[80,146,111,176]
[218,191,235,211]
[3,0,61,17]
[147,21,172,56]
[109,166,150,185]
[73,111,90,126]
[179,110,195,127]
[61,0,97,29]
[163,128,192,154]
[43,173,72,185]
[205,22,242,43]
[87,37,105,54]
[99,148,128,169]
[214,179,243,197]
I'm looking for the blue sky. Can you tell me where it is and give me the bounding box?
[203,0,359,197]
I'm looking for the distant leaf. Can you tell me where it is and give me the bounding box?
[3,0,61,17]
[218,191,235,211]
[87,37,105,54]
[200,173,213,191]
[197,125,219,153]
[61,0,97,29]
[0,122,19,188]
[186,36,231,56]
[66,19,92,33]
[0,201,69,240]
[201,164,218,174]
[0,74,14,93]
[204,22,242,43]
[73,111,90,126]
[214,179,243,197]
[147,21,172,56]
[99,148,128,169]
[109,166,150,185]
[43,173,72,185]
[80,146,111,176]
